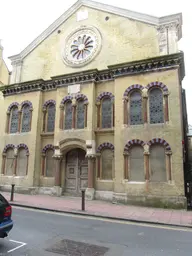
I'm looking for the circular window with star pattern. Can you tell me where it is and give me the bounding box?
[63,26,102,67]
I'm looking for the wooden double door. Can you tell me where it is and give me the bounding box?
[65,148,88,195]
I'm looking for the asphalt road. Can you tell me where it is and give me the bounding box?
[0,207,192,255]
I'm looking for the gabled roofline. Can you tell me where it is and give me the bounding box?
[8,0,182,63]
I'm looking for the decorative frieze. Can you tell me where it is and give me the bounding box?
[1,52,184,97]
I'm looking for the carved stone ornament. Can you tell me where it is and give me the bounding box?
[62,26,102,67]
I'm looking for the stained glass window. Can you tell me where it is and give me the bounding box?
[101,97,112,128]
[10,107,19,133]
[64,101,72,130]
[130,91,143,125]
[21,105,31,132]
[47,104,55,132]
[45,149,54,177]
[76,100,85,129]
[149,88,164,124]
[16,148,28,176]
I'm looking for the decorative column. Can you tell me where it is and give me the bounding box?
[96,153,101,179]
[5,111,10,133]
[53,154,63,196]
[41,153,46,176]
[1,154,6,174]
[18,109,22,133]
[86,155,96,200]
[84,103,88,128]
[72,99,76,129]
[142,88,148,124]
[166,151,172,182]
[123,152,129,180]
[59,104,64,130]
[42,108,47,132]
[96,102,101,128]
[13,148,18,176]
[144,151,150,192]
[164,91,169,122]
[123,97,128,125]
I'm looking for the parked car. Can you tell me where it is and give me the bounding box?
[0,193,13,238]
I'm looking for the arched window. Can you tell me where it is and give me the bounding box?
[129,145,145,181]
[44,149,54,177]
[16,148,28,176]
[101,97,112,128]
[46,104,56,132]
[150,144,166,182]
[64,101,73,130]
[76,100,85,129]
[130,91,143,125]
[101,149,114,180]
[21,105,31,132]
[149,88,164,124]
[5,148,15,176]
[10,106,19,133]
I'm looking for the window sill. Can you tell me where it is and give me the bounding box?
[41,132,54,137]
[95,128,114,134]
[97,179,114,182]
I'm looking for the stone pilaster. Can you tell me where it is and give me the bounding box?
[166,151,172,182]
[86,155,96,200]
[53,154,63,196]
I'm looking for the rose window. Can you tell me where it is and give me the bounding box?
[70,35,94,60]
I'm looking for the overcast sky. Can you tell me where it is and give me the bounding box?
[0,0,191,123]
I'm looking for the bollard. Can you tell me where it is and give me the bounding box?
[10,184,15,202]
[81,189,85,211]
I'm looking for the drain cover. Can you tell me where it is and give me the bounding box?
[46,239,109,256]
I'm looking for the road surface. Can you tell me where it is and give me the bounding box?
[0,206,192,255]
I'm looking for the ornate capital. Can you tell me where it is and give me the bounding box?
[165,150,172,156]
[123,151,129,156]
[59,103,64,110]
[86,154,96,159]
[53,154,63,160]
[96,102,101,106]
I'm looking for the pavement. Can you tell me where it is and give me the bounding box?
[1,192,192,228]
[2,207,192,255]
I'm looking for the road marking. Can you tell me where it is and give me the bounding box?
[7,239,27,253]
[13,205,192,232]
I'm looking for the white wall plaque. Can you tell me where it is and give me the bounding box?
[68,84,80,95]
[77,10,88,22]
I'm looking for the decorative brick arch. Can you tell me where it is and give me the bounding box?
[21,100,33,110]
[61,95,73,105]
[123,84,144,97]
[43,99,56,109]
[96,92,114,102]
[124,139,145,152]
[148,138,171,151]
[3,144,15,154]
[42,144,55,154]
[146,81,168,92]
[17,143,29,154]
[75,94,88,104]
[97,142,114,153]
[7,102,19,112]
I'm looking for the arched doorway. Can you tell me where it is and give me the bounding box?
[65,148,88,195]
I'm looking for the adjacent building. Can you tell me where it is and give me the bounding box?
[0,40,9,86]
[0,0,187,208]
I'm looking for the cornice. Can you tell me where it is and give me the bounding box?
[8,0,182,63]
[1,52,185,97]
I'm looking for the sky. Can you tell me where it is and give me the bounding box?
[0,0,191,123]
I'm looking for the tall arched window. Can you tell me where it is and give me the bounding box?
[16,148,28,176]
[149,88,164,124]
[76,100,85,129]
[21,105,31,132]
[130,91,143,125]
[101,97,112,128]
[44,149,54,177]
[5,148,15,176]
[46,104,56,132]
[101,149,114,179]
[64,101,73,130]
[129,145,145,181]
[10,106,19,133]
[150,144,166,182]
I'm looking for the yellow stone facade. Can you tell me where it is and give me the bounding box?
[0,0,187,208]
